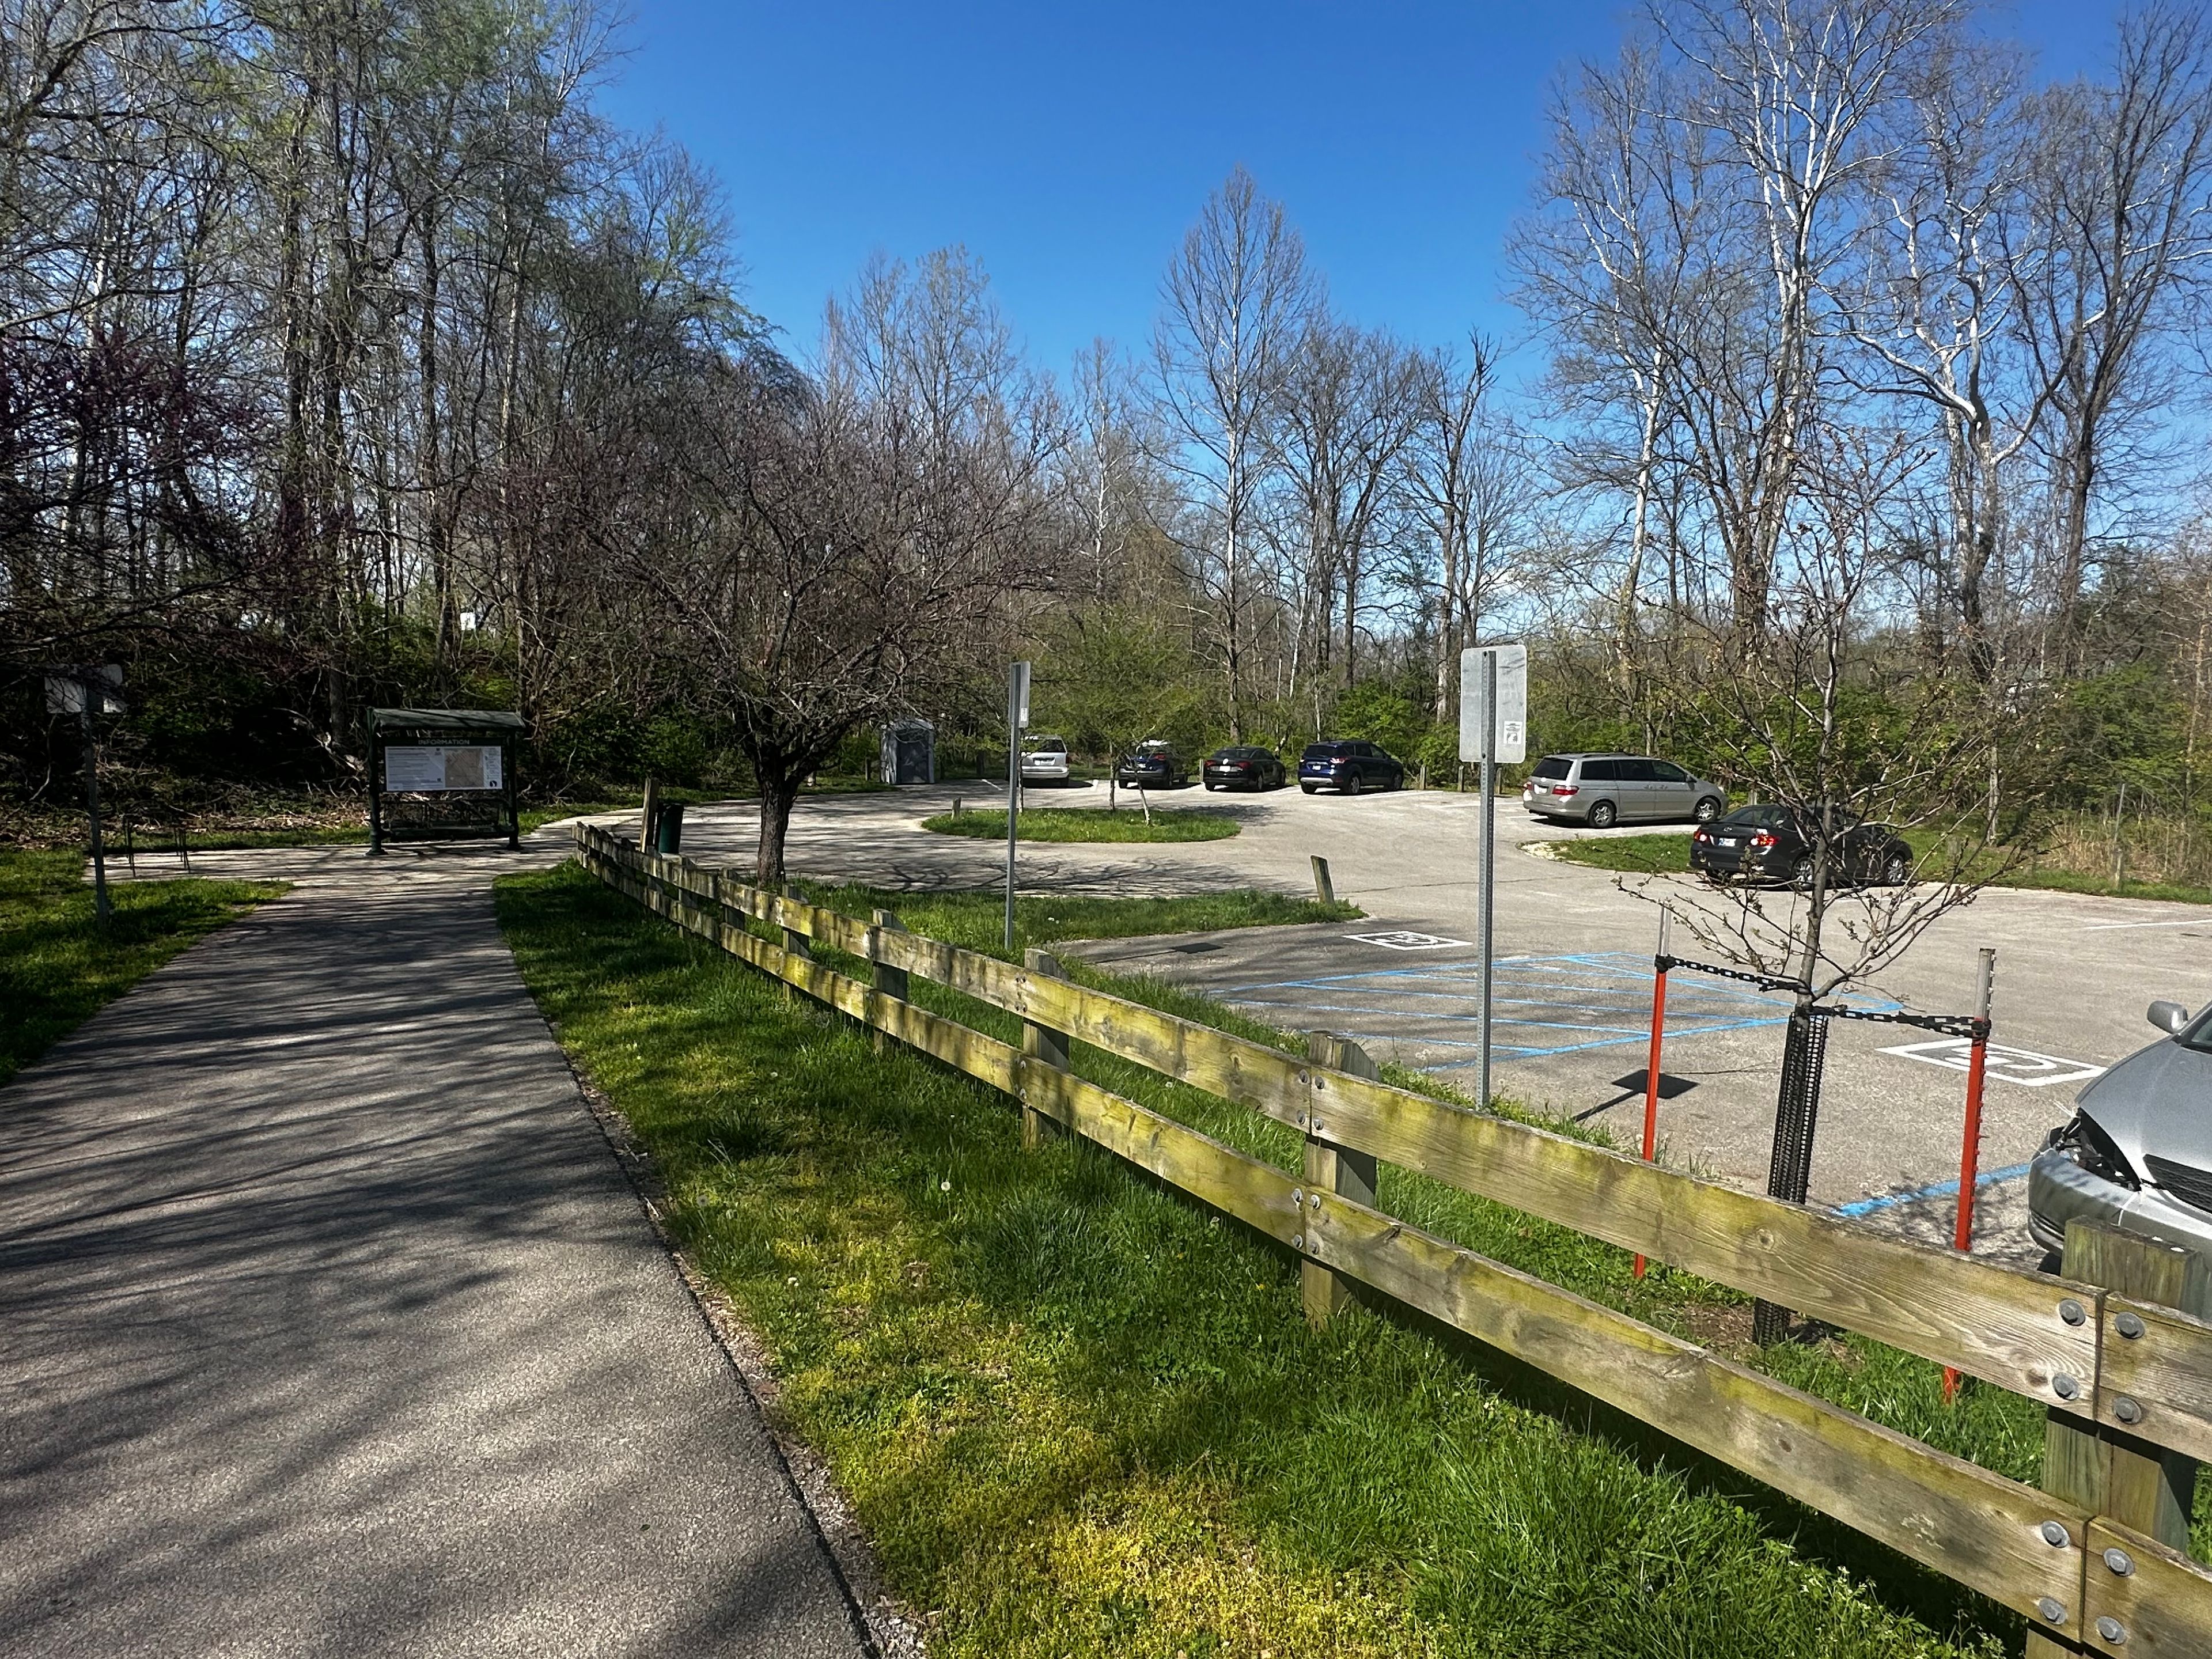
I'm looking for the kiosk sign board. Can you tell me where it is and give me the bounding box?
[382,743,504,793]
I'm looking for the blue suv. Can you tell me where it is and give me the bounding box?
[1298,741,1406,796]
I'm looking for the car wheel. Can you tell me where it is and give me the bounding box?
[1301,784,1317,795]
[1346,774,1362,797]
[1694,796,1721,824]
[1883,850,1910,886]
[1204,780,1218,791]
[1587,800,1617,830]
[1791,855,1815,891]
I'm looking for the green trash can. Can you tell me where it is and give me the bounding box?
[653,800,685,854]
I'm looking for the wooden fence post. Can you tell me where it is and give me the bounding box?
[1021,948,1070,1147]
[2027,1220,2203,1656]
[869,910,908,1054]
[639,778,658,847]
[1310,856,1335,906]
[1301,1032,1381,1325]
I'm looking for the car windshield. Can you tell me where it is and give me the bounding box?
[1303,743,1349,759]
[1718,805,1790,830]
[1024,737,1066,752]
[1219,747,1266,759]
[2181,1006,2212,1054]
[1530,756,1570,781]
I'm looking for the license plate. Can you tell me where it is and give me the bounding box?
[1717,837,1738,848]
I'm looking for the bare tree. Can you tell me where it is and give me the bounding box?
[1270,315,1421,690]
[1404,335,1535,726]
[1151,166,1313,738]
[2008,2,2212,656]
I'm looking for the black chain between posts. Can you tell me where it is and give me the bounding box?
[1656,953,1988,1040]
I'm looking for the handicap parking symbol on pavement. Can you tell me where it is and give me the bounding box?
[1878,1037,2106,1089]
[1345,931,1473,950]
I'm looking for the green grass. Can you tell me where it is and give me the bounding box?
[923,806,1241,843]
[0,850,283,1086]
[495,863,2041,1658]
[1543,832,1693,876]
[1544,829,2212,905]
[802,882,1356,957]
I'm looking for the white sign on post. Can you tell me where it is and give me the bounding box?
[1458,643,1528,763]
[44,664,126,716]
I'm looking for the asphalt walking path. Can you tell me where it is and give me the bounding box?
[0,844,872,1657]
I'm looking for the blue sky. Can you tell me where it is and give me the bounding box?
[594,2,2126,379]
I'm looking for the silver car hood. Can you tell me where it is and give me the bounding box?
[2078,1037,2212,1173]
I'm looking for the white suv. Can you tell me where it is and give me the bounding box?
[1020,735,1071,785]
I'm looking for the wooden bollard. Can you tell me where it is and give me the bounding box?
[869,909,908,1055]
[1301,1031,1381,1326]
[1310,855,1335,906]
[1021,948,1070,1149]
[2025,1221,2203,1656]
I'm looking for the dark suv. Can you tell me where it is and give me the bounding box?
[1298,741,1406,796]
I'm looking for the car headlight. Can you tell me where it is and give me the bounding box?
[2053,1111,2139,1190]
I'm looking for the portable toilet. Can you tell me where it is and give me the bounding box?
[881,720,935,785]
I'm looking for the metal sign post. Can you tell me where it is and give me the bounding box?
[46,666,124,926]
[1005,660,1031,952]
[1459,643,1527,1110]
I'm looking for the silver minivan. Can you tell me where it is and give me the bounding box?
[1522,753,1728,830]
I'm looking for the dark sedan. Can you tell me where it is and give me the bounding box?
[1114,740,1190,789]
[1202,745,1286,790]
[1297,740,1406,795]
[1689,804,1913,888]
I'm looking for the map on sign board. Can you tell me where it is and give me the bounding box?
[383,744,503,793]
[1458,643,1528,763]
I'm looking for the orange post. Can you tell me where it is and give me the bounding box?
[1943,948,1996,1402]
[1635,910,1672,1280]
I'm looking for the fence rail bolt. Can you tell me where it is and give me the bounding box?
[2060,1298,2086,1325]
[2104,1547,2135,1577]
[2036,1598,2066,1624]
[2040,1521,2071,1547]
[2113,1395,2144,1424]
[2095,1615,2126,1645]
[2052,1373,2080,1400]
[2115,1311,2146,1339]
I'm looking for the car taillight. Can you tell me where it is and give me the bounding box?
[1692,828,1709,842]
[1751,832,1777,849]
[1550,785,1578,797]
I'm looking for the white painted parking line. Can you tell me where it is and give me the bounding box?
[1878,1037,2105,1088]
[1344,930,1472,950]
[2081,918,2209,931]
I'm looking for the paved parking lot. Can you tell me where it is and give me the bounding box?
[641,781,2212,1262]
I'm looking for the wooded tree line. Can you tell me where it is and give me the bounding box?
[5,0,2211,886]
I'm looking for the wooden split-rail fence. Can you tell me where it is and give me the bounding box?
[576,823,2212,1654]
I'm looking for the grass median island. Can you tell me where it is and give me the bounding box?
[922,805,1240,843]
[497,861,2041,1658]
[0,850,284,1086]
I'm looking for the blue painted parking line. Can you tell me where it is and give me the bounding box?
[1834,1163,2033,1217]
[1218,950,1900,1060]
